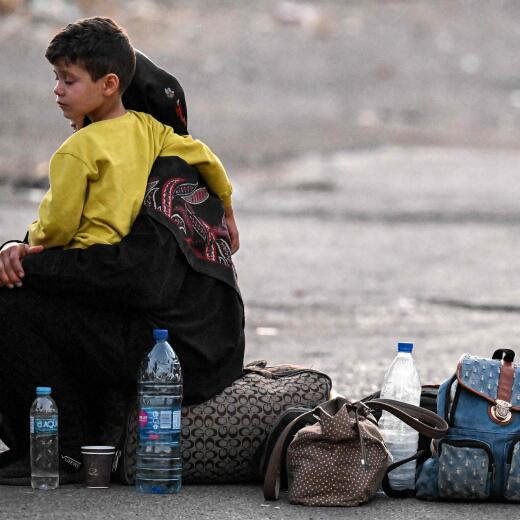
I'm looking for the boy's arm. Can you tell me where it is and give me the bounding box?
[161,133,240,253]
[28,152,93,248]
[161,134,233,208]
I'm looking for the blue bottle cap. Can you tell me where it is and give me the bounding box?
[153,329,169,341]
[36,387,51,395]
[397,342,413,353]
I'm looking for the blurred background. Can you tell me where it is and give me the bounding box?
[4,0,520,180]
[3,0,520,397]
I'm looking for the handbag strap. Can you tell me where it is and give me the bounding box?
[263,409,316,501]
[363,398,448,438]
[381,449,428,498]
[258,406,313,482]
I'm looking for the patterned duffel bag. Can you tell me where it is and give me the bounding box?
[116,360,332,484]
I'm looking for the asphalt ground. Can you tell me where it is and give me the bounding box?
[1,484,519,520]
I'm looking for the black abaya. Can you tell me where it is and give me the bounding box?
[0,212,244,462]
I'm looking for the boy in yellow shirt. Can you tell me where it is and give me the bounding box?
[28,17,239,252]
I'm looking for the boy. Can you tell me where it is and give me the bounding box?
[28,17,239,253]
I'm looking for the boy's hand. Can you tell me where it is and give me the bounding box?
[0,243,44,288]
[224,205,240,254]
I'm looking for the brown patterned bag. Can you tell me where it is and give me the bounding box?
[263,397,447,506]
[116,361,332,484]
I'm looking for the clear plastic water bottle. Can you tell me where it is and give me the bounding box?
[379,342,421,491]
[30,387,59,490]
[136,329,182,494]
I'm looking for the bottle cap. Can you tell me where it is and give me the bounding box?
[397,342,413,353]
[36,386,51,395]
[153,329,169,341]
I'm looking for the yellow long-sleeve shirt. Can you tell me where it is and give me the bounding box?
[28,110,232,249]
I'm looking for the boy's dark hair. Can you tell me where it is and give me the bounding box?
[45,17,136,93]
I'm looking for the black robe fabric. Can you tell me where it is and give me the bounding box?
[123,50,188,136]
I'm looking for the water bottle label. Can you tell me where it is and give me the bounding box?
[30,415,58,434]
[139,408,180,438]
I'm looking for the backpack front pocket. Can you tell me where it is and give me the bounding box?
[438,440,493,500]
[504,440,520,500]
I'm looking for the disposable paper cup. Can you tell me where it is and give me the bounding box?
[81,445,116,489]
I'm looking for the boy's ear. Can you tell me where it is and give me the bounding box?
[102,73,120,96]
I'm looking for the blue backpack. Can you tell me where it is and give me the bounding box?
[415,349,520,501]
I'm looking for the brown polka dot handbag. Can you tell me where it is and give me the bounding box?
[263,396,447,506]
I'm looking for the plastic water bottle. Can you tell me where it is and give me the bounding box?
[30,387,59,490]
[378,342,421,491]
[136,329,182,494]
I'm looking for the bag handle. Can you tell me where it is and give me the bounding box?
[381,449,428,498]
[363,398,448,439]
[263,409,316,501]
[492,349,515,362]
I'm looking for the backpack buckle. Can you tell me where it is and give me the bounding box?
[491,399,512,422]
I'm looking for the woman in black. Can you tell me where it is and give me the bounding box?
[0,52,245,482]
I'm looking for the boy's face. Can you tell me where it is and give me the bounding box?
[52,59,105,122]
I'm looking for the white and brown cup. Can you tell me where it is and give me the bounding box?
[81,446,116,488]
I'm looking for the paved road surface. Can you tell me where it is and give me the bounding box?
[1,484,520,520]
